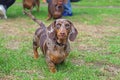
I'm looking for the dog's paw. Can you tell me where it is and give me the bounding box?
[50,67,57,73]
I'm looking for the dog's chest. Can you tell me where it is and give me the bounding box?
[47,41,67,63]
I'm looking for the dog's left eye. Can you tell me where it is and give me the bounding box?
[65,24,70,29]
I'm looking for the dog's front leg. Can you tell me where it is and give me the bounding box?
[33,37,39,59]
[46,56,57,73]
[33,47,39,59]
[36,0,40,12]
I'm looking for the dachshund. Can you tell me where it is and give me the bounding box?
[24,11,78,73]
[23,0,40,12]
[47,0,67,20]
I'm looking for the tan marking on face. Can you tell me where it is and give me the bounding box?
[55,19,71,40]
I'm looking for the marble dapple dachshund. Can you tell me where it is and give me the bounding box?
[24,11,78,73]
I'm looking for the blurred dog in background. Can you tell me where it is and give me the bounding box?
[47,0,67,20]
[23,0,40,12]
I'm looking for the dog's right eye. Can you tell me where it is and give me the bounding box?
[56,24,61,29]
[65,24,70,30]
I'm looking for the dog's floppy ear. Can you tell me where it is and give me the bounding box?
[68,21,78,41]
[47,20,56,40]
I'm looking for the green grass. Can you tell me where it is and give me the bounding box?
[72,0,120,6]
[0,0,120,80]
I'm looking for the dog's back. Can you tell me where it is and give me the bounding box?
[34,23,47,54]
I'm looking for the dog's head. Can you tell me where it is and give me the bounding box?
[50,0,67,19]
[47,19,78,44]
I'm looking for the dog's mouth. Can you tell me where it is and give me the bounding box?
[57,34,67,40]
[56,36,67,46]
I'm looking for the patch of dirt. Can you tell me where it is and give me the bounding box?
[102,15,120,26]
[78,44,105,52]
[74,22,120,39]
[5,40,20,50]
[74,23,104,38]
[72,22,120,52]
[0,70,45,80]
[102,65,120,76]
[0,23,20,36]
[91,61,120,78]
[71,57,120,79]
[71,58,85,66]
[0,18,36,50]
[0,75,15,80]
[0,18,35,36]
[14,70,45,79]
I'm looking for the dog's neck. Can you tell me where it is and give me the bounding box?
[55,38,68,46]
[56,41,65,46]
[48,33,68,46]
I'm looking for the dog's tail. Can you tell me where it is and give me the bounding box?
[24,11,45,27]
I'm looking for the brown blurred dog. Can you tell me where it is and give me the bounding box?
[47,0,67,20]
[23,0,40,12]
